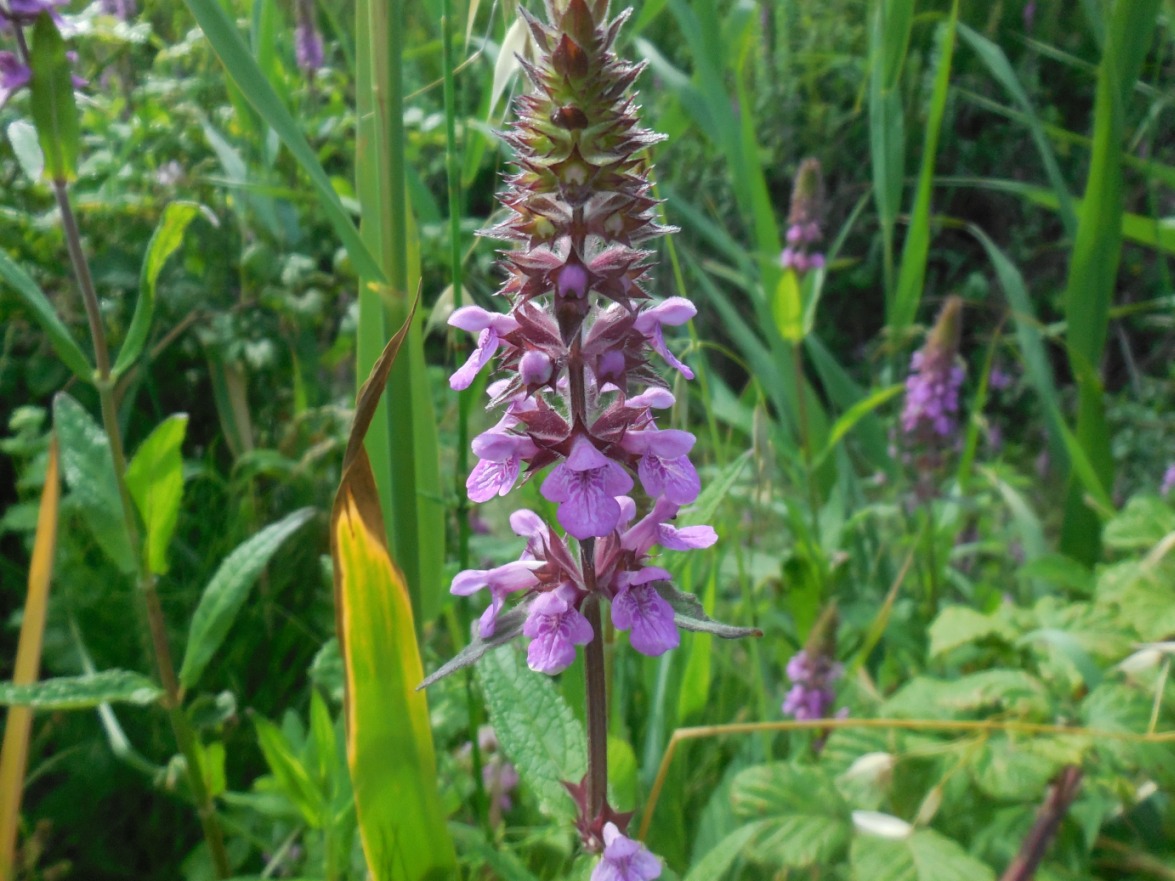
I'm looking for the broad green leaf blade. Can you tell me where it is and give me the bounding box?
[851,827,995,881]
[28,15,79,182]
[332,299,455,880]
[125,414,188,575]
[181,0,383,282]
[7,120,45,183]
[928,606,1014,658]
[0,671,162,710]
[53,394,134,572]
[478,644,586,823]
[179,508,314,689]
[333,450,456,879]
[0,250,92,381]
[114,202,202,375]
[891,3,957,333]
[0,439,59,876]
[730,762,853,869]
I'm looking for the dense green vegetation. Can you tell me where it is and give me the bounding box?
[2,0,1175,879]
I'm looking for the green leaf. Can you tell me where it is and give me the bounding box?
[1095,559,1175,643]
[448,823,541,881]
[0,671,161,710]
[114,202,202,375]
[6,120,45,183]
[928,606,1014,658]
[1016,554,1093,596]
[772,270,804,343]
[53,394,134,572]
[882,671,1049,720]
[1103,496,1175,552]
[0,251,92,381]
[971,735,1086,801]
[851,827,995,881]
[125,414,188,575]
[418,606,527,690]
[891,5,957,333]
[730,762,852,869]
[28,15,79,182]
[812,384,904,469]
[478,644,586,822]
[254,713,324,827]
[181,0,383,281]
[1083,683,1175,785]
[683,823,760,881]
[179,508,314,689]
[655,581,761,640]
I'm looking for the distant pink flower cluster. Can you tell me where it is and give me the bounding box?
[780,157,826,275]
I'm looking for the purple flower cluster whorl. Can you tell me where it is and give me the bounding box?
[447,0,713,677]
[901,295,965,441]
[782,650,842,721]
[780,157,825,275]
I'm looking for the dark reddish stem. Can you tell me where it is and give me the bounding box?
[999,765,1083,881]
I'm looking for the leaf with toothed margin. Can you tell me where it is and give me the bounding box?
[417,606,529,690]
[655,582,761,640]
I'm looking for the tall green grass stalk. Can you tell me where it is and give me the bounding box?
[1059,0,1160,562]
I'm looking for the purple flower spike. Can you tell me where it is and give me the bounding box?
[540,435,633,539]
[591,822,662,881]
[781,649,843,721]
[295,22,324,73]
[523,585,593,674]
[451,560,544,638]
[611,568,679,657]
[633,298,696,379]
[449,306,519,390]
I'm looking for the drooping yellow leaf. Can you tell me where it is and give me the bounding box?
[0,438,60,880]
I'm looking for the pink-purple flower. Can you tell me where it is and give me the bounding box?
[448,306,520,390]
[782,649,843,721]
[523,585,593,674]
[540,435,633,540]
[591,822,662,881]
[450,560,544,638]
[611,568,679,656]
[0,51,29,108]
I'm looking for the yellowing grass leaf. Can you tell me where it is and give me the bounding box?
[0,438,60,879]
[332,301,455,880]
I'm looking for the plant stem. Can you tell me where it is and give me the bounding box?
[581,548,609,823]
[999,765,1082,881]
[50,176,231,879]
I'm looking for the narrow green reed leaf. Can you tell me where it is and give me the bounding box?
[0,250,91,381]
[179,508,314,689]
[0,671,162,710]
[125,414,188,576]
[1060,0,1160,562]
[182,0,383,281]
[114,202,201,376]
[357,0,445,626]
[28,15,79,183]
[956,23,1076,236]
[891,1,958,334]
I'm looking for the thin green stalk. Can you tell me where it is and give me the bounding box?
[49,177,231,879]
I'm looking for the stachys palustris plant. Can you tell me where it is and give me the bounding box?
[420,0,757,874]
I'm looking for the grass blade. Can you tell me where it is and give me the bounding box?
[182,0,383,281]
[0,250,92,381]
[891,1,958,333]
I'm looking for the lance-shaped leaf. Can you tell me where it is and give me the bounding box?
[417,605,528,690]
[54,394,134,573]
[332,297,457,880]
[654,581,761,640]
[28,14,80,182]
[179,507,314,689]
[0,438,60,876]
[0,250,91,381]
[0,671,162,710]
[125,414,188,575]
[114,202,202,376]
